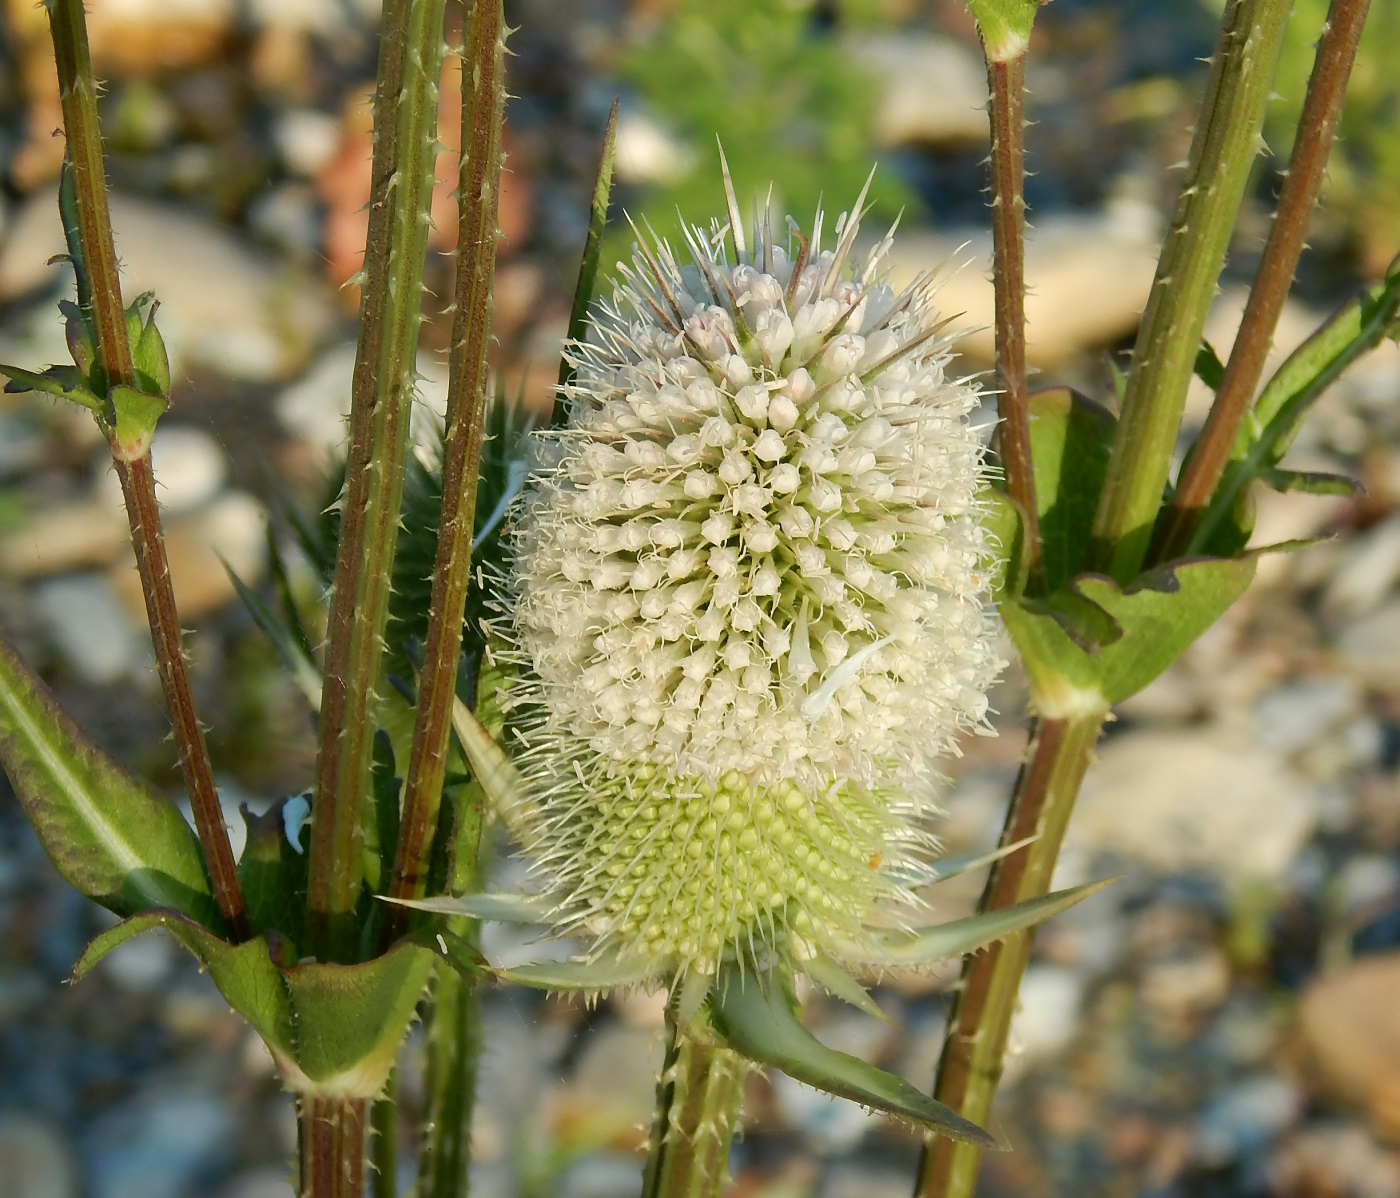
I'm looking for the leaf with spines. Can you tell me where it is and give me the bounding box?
[74,910,436,1096]
[0,635,219,927]
[708,963,994,1144]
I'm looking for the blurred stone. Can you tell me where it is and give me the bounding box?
[32,573,142,685]
[888,206,1160,367]
[1300,955,1400,1131]
[1193,1076,1302,1167]
[0,194,331,380]
[1139,946,1230,1026]
[613,108,696,185]
[1068,731,1315,882]
[1004,965,1083,1082]
[771,1073,872,1153]
[1324,516,1400,622]
[98,926,177,992]
[0,498,129,579]
[87,1085,235,1198]
[1271,1124,1400,1198]
[149,424,229,514]
[248,186,323,257]
[273,109,343,178]
[1336,603,1400,687]
[848,32,988,147]
[1254,678,1360,754]
[0,412,45,480]
[0,1114,78,1198]
[107,491,266,620]
[555,1154,644,1198]
[215,1167,293,1198]
[86,0,236,77]
[247,0,343,34]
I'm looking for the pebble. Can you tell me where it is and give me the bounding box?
[97,925,177,993]
[886,206,1160,367]
[1270,1124,1400,1198]
[1193,1075,1302,1167]
[1004,965,1084,1082]
[0,500,131,579]
[1069,731,1316,882]
[0,1114,78,1198]
[771,1073,872,1154]
[86,0,236,78]
[554,1154,644,1198]
[86,1085,235,1198]
[31,572,143,684]
[0,412,45,480]
[0,194,331,381]
[847,32,988,147]
[1138,946,1231,1028]
[149,424,229,514]
[1337,602,1400,687]
[1253,677,1360,755]
[107,490,266,621]
[612,108,696,186]
[271,109,343,178]
[1299,954,1400,1124]
[214,1167,293,1198]
[1324,515,1400,622]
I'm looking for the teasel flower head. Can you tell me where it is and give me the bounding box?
[497,170,1004,982]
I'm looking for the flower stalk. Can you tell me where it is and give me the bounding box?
[308,0,447,963]
[387,0,506,923]
[46,0,249,940]
[916,712,1104,1198]
[641,1009,750,1198]
[1089,0,1293,583]
[984,48,1040,576]
[299,1097,368,1198]
[1156,0,1372,560]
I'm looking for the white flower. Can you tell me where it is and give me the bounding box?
[496,176,1004,973]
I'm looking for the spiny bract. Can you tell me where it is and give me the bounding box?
[499,175,1003,977]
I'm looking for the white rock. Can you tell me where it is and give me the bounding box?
[848,32,988,147]
[33,573,143,684]
[612,108,696,185]
[0,496,131,579]
[215,1168,293,1198]
[0,413,45,480]
[1253,677,1360,753]
[0,1115,78,1198]
[0,193,331,381]
[107,490,266,620]
[1193,1075,1301,1166]
[99,927,177,992]
[149,424,228,514]
[247,0,344,33]
[1323,513,1400,621]
[272,109,343,178]
[1067,731,1316,882]
[275,342,449,460]
[1335,600,1400,686]
[887,206,1161,367]
[1003,965,1083,1083]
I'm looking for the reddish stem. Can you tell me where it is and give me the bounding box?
[1157,0,1372,559]
[298,1097,367,1198]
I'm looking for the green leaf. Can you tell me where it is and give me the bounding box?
[498,948,663,993]
[980,487,1030,600]
[883,838,1035,888]
[850,880,1111,967]
[110,384,168,459]
[1001,554,1258,714]
[126,296,171,397]
[382,891,554,923]
[0,362,102,411]
[556,96,618,414]
[965,0,1041,60]
[1026,387,1118,593]
[797,950,889,1022]
[1018,587,1122,655]
[0,635,219,925]
[674,967,714,1028]
[709,964,994,1144]
[1194,340,1226,391]
[451,695,534,831]
[74,911,435,1095]
[1259,467,1364,497]
[237,796,310,950]
[227,564,323,710]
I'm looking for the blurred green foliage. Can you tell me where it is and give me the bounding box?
[1269,0,1400,269]
[611,0,916,264]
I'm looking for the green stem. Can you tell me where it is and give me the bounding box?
[387,0,506,922]
[1158,0,1372,560]
[46,0,248,939]
[308,0,447,962]
[1088,0,1292,583]
[984,50,1041,579]
[641,1010,750,1198]
[415,963,482,1198]
[915,712,1105,1198]
[370,1072,398,1198]
[298,1097,368,1198]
